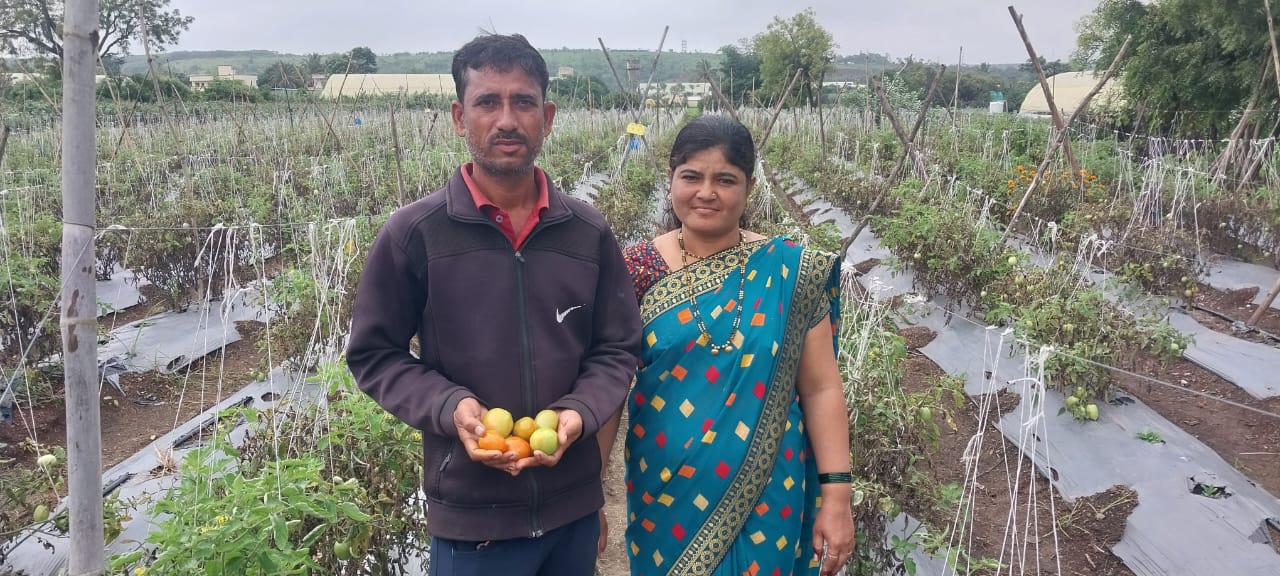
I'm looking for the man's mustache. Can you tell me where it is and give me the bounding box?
[490,132,528,145]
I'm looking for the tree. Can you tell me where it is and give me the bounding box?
[752,9,835,106]
[1020,56,1071,77]
[717,44,761,105]
[0,0,192,65]
[257,60,308,90]
[326,46,378,74]
[1074,0,1278,137]
[304,52,325,75]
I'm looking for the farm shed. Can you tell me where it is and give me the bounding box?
[1018,71,1125,117]
[320,73,456,98]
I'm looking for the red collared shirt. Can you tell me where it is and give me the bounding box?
[461,162,550,251]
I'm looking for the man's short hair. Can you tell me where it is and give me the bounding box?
[451,34,549,101]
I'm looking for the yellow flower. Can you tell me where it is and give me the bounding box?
[1008,179,1016,187]
[134,568,146,576]
[216,515,227,525]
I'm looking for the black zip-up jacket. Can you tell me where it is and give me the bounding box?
[346,167,641,541]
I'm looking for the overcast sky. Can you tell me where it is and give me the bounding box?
[166,1,1098,64]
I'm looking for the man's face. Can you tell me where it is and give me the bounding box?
[452,66,556,177]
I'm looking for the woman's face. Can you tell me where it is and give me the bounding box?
[669,146,753,239]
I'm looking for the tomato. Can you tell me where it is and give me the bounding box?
[477,431,507,452]
[482,408,514,437]
[529,428,558,454]
[513,417,538,440]
[505,436,533,459]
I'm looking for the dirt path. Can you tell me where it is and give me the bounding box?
[597,411,630,576]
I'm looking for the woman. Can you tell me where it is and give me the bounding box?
[621,115,854,576]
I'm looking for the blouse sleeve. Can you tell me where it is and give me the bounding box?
[623,241,667,304]
[801,249,842,354]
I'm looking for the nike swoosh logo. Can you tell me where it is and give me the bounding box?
[556,305,584,323]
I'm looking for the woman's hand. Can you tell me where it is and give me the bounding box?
[811,487,855,576]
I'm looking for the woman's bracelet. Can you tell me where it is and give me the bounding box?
[817,472,853,485]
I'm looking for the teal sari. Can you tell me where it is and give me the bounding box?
[624,237,840,576]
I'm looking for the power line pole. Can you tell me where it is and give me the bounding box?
[62,0,105,573]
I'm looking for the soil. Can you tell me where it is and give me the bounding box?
[0,320,268,473]
[1111,353,1280,498]
[597,412,630,576]
[1188,284,1280,345]
[899,332,1139,576]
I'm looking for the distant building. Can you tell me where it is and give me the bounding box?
[320,73,456,99]
[557,66,575,79]
[310,74,328,90]
[636,82,712,107]
[1019,71,1124,117]
[189,65,259,91]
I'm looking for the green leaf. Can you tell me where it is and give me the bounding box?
[338,501,371,522]
[272,514,289,549]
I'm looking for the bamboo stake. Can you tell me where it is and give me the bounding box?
[389,103,407,206]
[817,66,827,148]
[1249,276,1280,326]
[0,126,10,166]
[1266,0,1280,99]
[952,46,963,117]
[1001,35,1132,245]
[1008,5,1082,178]
[701,61,741,124]
[62,0,106,572]
[756,68,805,149]
[841,70,943,258]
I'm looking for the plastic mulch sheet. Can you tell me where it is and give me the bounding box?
[96,286,271,378]
[0,368,306,575]
[852,244,1280,576]
[1167,311,1280,399]
[95,266,149,317]
[1203,257,1280,311]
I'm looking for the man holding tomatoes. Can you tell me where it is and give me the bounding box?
[346,33,641,576]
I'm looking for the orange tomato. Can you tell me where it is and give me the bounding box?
[477,431,507,452]
[504,436,533,459]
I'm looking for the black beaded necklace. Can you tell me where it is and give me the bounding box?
[678,228,747,356]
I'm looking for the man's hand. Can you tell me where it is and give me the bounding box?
[512,408,583,473]
[454,397,516,472]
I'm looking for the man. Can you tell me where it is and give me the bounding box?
[345,33,640,575]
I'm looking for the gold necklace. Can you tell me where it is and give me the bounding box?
[678,228,747,355]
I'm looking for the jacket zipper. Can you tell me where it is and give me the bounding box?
[514,250,543,537]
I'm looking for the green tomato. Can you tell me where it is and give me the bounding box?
[33,505,50,523]
[334,541,353,560]
[1065,396,1080,408]
[1085,404,1100,421]
[917,407,933,421]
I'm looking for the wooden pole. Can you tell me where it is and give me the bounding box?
[1001,35,1132,245]
[757,68,806,149]
[389,103,407,207]
[1008,6,1082,178]
[62,0,106,573]
[952,46,963,117]
[0,126,10,165]
[1265,0,1280,99]
[1249,277,1280,326]
[841,70,943,257]
[701,61,741,124]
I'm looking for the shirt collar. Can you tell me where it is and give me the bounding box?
[462,162,550,214]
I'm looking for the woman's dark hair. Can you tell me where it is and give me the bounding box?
[663,115,757,229]
[451,33,549,101]
[668,115,756,178]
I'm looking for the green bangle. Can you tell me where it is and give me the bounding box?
[817,472,853,484]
